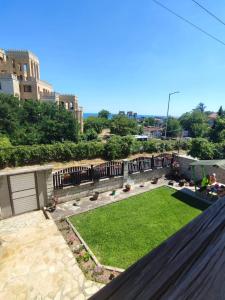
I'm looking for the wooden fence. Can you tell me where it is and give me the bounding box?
[53,154,174,190]
[128,154,173,174]
[53,161,123,190]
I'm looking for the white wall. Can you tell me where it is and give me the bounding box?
[0,75,20,97]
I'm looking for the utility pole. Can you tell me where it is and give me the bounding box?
[165,91,180,139]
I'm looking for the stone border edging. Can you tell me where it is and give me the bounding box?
[66,217,125,273]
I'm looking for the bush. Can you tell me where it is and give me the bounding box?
[0,137,190,168]
[188,138,216,159]
[0,136,12,148]
[0,141,104,168]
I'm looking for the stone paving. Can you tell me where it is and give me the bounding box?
[0,211,104,299]
[51,178,177,220]
[51,176,214,221]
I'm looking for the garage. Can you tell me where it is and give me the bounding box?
[9,172,39,215]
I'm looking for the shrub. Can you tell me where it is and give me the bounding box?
[0,135,12,148]
[0,141,104,168]
[0,137,190,169]
[188,138,216,159]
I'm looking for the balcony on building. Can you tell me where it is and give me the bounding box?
[39,91,59,104]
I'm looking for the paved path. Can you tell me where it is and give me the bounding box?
[51,179,171,220]
[0,211,104,299]
[51,178,214,221]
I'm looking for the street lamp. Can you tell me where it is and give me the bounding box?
[164,91,180,138]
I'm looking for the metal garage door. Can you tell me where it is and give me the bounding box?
[9,172,39,215]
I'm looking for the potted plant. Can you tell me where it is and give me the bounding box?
[125,183,131,191]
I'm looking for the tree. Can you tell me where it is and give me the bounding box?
[104,135,137,160]
[110,115,139,136]
[83,128,98,141]
[143,117,155,126]
[165,117,182,137]
[179,110,209,138]
[210,117,225,143]
[218,106,225,117]
[0,94,80,145]
[0,94,20,136]
[84,116,108,134]
[195,102,206,113]
[98,109,110,119]
[188,138,215,159]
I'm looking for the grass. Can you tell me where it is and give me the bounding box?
[69,186,209,269]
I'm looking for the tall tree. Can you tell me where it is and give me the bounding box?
[195,102,206,113]
[98,109,110,119]
[218,106,224,117]
[110,115,139,136]
[0,94,80,145]
[179,110,209,138]
[164,117,182,137]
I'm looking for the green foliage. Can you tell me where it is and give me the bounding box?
[0,94,80,145]
[142,140,160,153]
[98,109,110,119]
[210,117,225,143]
[195,102,206,113]
[188,138,216,159]
[143,117,155,126]
[0,136,191,168]
[0,136,12,148]
[82,128,98,141]
[0,94,20,136]
[218,106,225,117]
[110,115,139,136]
[0,141,105,168]
[179,110,209,138]
[165,117,182,137]
[84,117,108,134]
[104,135,140,160]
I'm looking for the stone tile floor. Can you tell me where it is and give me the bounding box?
[51,178,190,220]
[0,211,104,299]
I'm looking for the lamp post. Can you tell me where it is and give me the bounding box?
[164,91,180,138]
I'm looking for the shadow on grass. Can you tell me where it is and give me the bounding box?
[171,189,210,211]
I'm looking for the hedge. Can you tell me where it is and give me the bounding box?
[0,141,104,168]
[0,138,191,168]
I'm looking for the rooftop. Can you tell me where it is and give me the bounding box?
[5,49,39,62]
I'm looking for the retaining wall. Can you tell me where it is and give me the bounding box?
[55,167,172,203]
[178,156,225,183]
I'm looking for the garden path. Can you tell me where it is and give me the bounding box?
[0,211,103,299]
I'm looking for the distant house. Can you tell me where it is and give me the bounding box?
[118,111,125,116]
[143,126,163,139]
[208,112,218,127]
[127,111,137,119]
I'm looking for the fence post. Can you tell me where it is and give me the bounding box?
[151,155,154,169]
[90,165,94,181]
[123,159,129,181]
[162,157,165,168]
[107,162,111,177]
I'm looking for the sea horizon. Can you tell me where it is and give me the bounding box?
[83,113,166,119]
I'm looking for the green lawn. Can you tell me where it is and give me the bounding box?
[69,186,208,269]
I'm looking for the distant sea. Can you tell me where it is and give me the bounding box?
[84,113,166,119]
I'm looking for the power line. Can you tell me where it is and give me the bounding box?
[191,0,225,27]
[152,0,225,47]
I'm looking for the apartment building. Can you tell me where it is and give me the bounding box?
[0,49,83,131]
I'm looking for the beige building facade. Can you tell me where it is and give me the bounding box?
[0,48,83,131]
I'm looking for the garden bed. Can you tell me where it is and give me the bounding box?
[56,218,120,284]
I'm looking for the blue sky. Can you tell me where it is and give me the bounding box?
[2,0,225,116]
